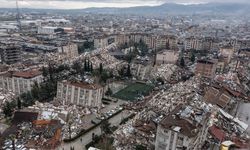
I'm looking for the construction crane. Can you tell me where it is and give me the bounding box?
[16,0,22,31]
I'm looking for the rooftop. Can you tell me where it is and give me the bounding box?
[12,70,42,79]
[159,105,199,138]
[62,81,103,90]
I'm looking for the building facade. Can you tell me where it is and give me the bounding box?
[0,45,22,64]
[56,81,103,108]
[0,70,43,95]
[38,26,57,34]
[195,59,217,78]
[155,105,209,150]
[156,50,179,65]
[58,43,79,59]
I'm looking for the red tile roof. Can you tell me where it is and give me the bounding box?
[209,125,226,141]
[12,70,42,78]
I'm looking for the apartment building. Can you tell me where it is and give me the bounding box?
[58,43,79,59]
[184,37,215,51]
[195,59,217,78]
[94,36,109,48]
[156,50,179,65]
[155,105,209,150]
[0,70,43,95]
[38,26,58,34]
[114,33,178,50]
[56,81,103,108]
[219,46,234,63]
[0,45,22,64]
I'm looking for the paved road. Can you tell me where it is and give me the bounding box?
[58,110,130,150]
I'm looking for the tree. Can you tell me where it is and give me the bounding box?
[17,98,21,110]
[72,61,82,74]
[87,59,90,72]
[105,88,113,96]
[31,81,40,100]
[100,71,109,83]
[135,144,146,150]
[118,67,125,77]
[180,57,185,67]
[100,120,111,135]
[21,92,35,107]
[99,63,103,74]
[156,77,165,85]
[84,59,88,71]
[138,39,148,56]
[48,63,56,82]
[3,101,16,118]
[90,62,93,72]
[190,51,196,63]
[126,64,132,77]
[42,66,48,79]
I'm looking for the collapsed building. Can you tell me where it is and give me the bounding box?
[155,104,210,150]
[1,111,63,150]
[113,77,204,149]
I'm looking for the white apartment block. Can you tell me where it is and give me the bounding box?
[114,34,178,50]
[56,81,103,108]
[58,43,79,59]
[38,26,57,34]
[0,70,43,95]
[184,37,216,51]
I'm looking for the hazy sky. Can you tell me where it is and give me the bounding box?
[0,0,249,9]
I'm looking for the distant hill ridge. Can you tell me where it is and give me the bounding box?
[0,3,249,16]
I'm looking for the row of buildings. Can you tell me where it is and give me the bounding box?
[94,33,178,50]
[0,69,104,108]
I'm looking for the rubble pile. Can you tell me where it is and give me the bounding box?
[131,63,152,80]
[113,77,204,149]
[81,50,124,71]
[26,102,92,139]
[168,67,193,83]
[208,108,250,148]
[214,72,249,100]
[113,120,136,150]
[150,64,177,81]
[2,120,62,150]
[148,77,201,114]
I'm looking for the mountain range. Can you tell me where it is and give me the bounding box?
[1,3,250,16]
[82,3,250,15]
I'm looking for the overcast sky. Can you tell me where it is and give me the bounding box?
[0,0,249,9]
